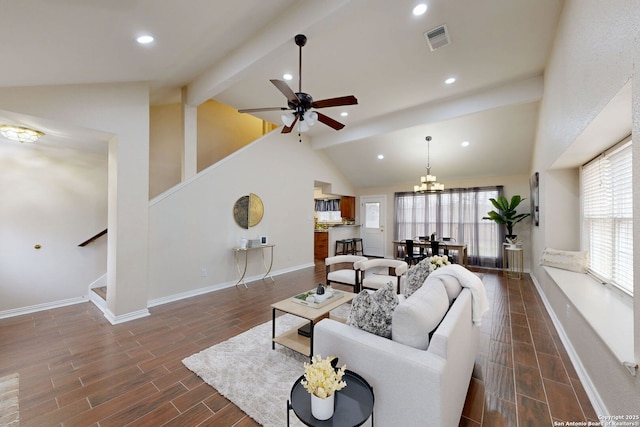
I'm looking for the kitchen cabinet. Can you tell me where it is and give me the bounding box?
[314,231,328,259]
[340,196,356,219]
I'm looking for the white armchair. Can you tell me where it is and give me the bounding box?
[355,258,408,294]
[325,255,368,292]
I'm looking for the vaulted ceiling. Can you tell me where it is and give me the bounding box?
[0,0,564,188]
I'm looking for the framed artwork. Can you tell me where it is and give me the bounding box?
[530,172,539,226]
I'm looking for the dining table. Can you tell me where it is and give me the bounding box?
[393,240,468,266]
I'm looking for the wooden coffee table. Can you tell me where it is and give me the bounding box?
[271,290,355,357]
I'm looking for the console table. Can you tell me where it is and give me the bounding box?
[287,370,374,426]
[233,244,275,287]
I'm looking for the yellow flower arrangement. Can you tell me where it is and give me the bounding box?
[301,355,347,399]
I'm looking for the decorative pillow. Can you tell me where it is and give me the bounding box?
[540,247,589,273]
[347,282,399,338]
[392,280,449,350]
[404,258,432,298]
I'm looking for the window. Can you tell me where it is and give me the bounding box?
[582,138,633,295]
[394,186,503,267]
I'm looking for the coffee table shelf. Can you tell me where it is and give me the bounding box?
[273,323,312,355]
[271,290,355,357]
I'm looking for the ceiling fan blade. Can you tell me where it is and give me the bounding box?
[238,106,289,113]
[311,95,358,109]
[270,79,299,104]
[281,116,298,133]
[316,112,345,130]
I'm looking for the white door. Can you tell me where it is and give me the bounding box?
[360,195,386,257]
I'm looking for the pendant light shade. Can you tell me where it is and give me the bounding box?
[414,136,444,193]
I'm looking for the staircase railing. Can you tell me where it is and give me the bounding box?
[78,228,107,247]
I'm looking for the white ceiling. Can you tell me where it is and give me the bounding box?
[0,0,565,188]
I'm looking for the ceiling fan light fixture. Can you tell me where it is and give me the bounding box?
[237,34,357,135]
[298,120,310,133]
[304,110,318,126]
[0,124,44,143]
[281,113,296,127]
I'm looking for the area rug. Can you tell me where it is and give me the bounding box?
[0,373,20,427]
[183,306,351,427]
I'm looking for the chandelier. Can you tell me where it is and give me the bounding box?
[0,124,44,143]
[414,136,444,193]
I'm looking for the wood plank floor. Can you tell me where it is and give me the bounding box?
[0,261,597,426]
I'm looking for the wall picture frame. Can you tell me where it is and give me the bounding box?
[530,172,539,226]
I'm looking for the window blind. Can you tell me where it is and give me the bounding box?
[582,139,633,295]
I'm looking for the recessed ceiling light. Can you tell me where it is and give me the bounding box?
[461,141,470,147]
[340,112,348,117]
[445,77,456,85]
[413,4,428,16]
[378,154,384,160]
[136,35,154,44]
[283,73,293,80]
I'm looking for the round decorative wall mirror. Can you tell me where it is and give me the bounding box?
[233,193,264,229]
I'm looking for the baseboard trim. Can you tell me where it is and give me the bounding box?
[104,308,150,325]
[147,263,315,308]
[529,272,608,416]
[2,263,316,322]
[88,288,107,314]
[0,296,88,319]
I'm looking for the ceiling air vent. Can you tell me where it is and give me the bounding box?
[424,24,450,51]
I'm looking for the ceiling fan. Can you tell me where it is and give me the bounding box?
[238,34,358,134]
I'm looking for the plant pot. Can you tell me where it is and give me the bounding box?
[311,393,335,420]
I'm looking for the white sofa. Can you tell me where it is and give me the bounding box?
[314,270,481,427]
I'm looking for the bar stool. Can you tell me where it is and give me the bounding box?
[334,239,347,255]
[352,238,364,255]
[343,239,354,255]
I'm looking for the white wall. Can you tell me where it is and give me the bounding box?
[0,83,151,320]
[147,130,355,301]
[0,82,355,317]
[530,0,640,414]
[0,142,107,312]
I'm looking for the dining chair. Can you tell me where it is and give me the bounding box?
[405,239,426,266]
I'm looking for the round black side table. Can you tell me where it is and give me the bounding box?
[287,370,374,427]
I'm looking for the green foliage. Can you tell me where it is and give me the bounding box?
[482,195,530,236]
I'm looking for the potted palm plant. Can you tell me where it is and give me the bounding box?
[483,195,530,242]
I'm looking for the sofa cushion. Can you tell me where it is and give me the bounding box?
[424,273,463,305]
[404,258,432,298]
[392,280,449,350]
[327,269,358,285]
[347,282,398,338]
